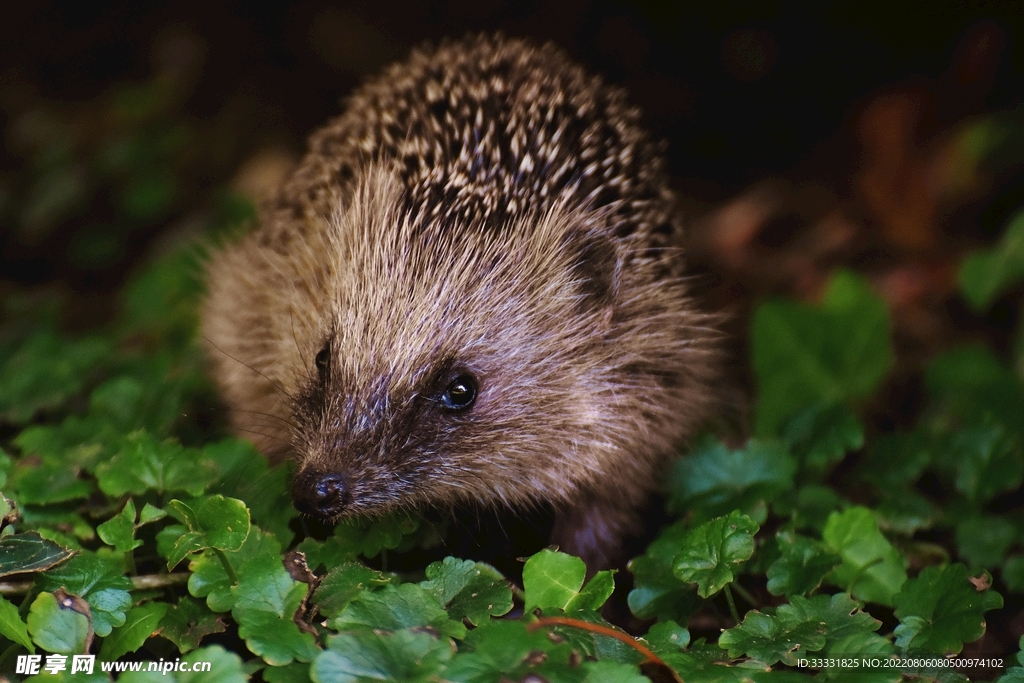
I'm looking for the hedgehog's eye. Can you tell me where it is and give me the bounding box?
[314,343,330,379]
[441,374,477,410]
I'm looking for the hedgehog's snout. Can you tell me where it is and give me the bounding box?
[291,468,351,519]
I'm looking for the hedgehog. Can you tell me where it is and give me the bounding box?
[202,34,719,569]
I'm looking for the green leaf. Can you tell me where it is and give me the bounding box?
[522,548,585,613]
[0,594,33,651]
[96,430,218,497]
[752,270,894,435]
[926,345,1024,439]
[204,438,296,545]
[627,521,702,622]
[672,510,759,598]
[331,513,424,559]
[99,602,169,661]
[893,563,1004,654]
[641,619,690,658]
[36,552,133,637]
[719,593,882,666]
[950,425,1024,503]
[420,557,513,625]
[565,569,615,612]
[166,496,250,568]
[27,592,90,654]
[188,527,281,613]
[159,595,226,653]
[0,330,109,423]
[0,531,74,578]
[314,562,395,618]
[959,209,1024,311]
[821,507,907,606]
[767,532,841,597]
[856,431,932,490]
[956,515,1017,569]
[312,628,453,683]
[782,402,865,471]
[263,662,313,683]
[231,541,320,665]
[14,461,94,504]
[669,438,796,523]
[97,499,143,553]
[120,246,203,346]
[1003,557,1024,594]
[772,484,846,533]
[442,619,578,682]
[580,660,650,682]
[328,582,466,640]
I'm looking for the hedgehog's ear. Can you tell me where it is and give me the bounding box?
[569,233,619,315]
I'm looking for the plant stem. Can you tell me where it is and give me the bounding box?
[724,584,740,625]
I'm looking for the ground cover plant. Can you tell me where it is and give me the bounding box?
[3,26,1024,683]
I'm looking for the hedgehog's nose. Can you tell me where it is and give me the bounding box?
[291,469,351,519]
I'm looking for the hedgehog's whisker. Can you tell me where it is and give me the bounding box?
[203,335,293,400]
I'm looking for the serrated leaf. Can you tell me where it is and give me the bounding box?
[314,562,394,618]
[96,430,218,497]
[329,582,466,640]
[231,541,320,665]
[36,552,133,637]
[672,511,759,598]
[97,499,143,553]
[950,425,1024,503]
[719,593,882,666]
[956,515,1017,569]
[0,531,74,577]
[0,330,109,424]
[0,594,33,651]
[204,438,296,545]
[783,402,864,471]
[313,628,453,683]
[159,595,226,654]
[926,346,1024,439]
[332,513,424,559]
[98,602,168,661]
[170,496,249,550]
[420,557,513,625]
[188,527,281,613]
[439,619,576,682]
[767,532,841,597]
[669,438,796,523]
[752,270,894,435]
[893,563,1004,654]
[627,521,702,622]
[822,507,907,606]
[856,431,932,490]
[959,209,1024,311]
[14,461,94,504]
[165,495,250,568]
[27,592,90,654]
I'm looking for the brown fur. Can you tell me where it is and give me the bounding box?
[202,34,719,568]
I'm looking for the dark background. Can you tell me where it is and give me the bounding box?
[4,1,1023,185]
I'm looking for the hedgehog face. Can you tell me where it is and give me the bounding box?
[284,166,630,520]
